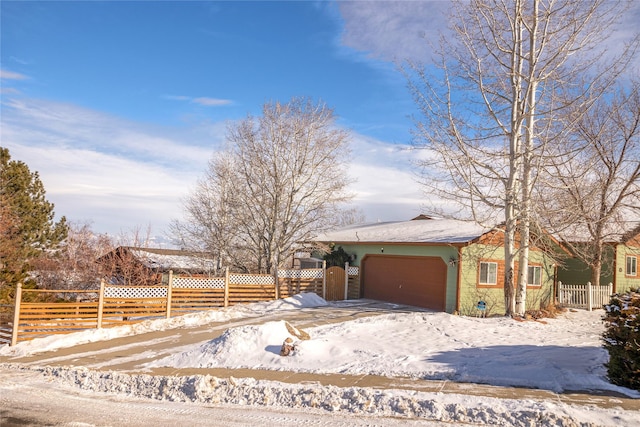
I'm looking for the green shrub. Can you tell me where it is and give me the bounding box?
[602,289,640,390]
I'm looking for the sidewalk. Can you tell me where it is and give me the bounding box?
[2,302,638,412]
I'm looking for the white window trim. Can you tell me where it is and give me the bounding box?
[479,261,498,285]
[528,265,542,286]
[627,256,637,276]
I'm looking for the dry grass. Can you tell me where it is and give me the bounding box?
[524,302,567,321]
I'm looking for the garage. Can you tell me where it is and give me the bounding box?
[361,254,447,311]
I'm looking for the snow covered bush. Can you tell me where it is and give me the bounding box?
[603,289,640,390]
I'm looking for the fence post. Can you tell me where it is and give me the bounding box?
[587,281,592,312]
[322,260,327,300]
[344,262,349,300]
[274,268,280,300]
[166,270,173,319]
[557,281,562,305]
[10,282,23,346]
[224,267,230,308]
[97,279,105,329]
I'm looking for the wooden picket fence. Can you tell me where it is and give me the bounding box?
[2,264,360,346]
[557,281,613,311]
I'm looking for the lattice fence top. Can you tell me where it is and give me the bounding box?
[229,274,275,285]
[172,277,225,289]
[279,269,323,279]
[348,266,359,276]
[104,286,168,299]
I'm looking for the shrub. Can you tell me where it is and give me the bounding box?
[602,289,640,390]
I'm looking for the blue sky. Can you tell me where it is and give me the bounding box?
[2,1,639,238]
[3,1,413,140]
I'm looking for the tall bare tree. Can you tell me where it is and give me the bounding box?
[173,97,352,274]
[539,81,640,286]
[407,0,635,315]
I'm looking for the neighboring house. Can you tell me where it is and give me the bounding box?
[314,215,559,316]
[97,246,218,285]
[293,251,324,269]
[557,224,640,294]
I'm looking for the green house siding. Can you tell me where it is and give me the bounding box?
[459,243,555,316]
[335,244,459,313]
[556,245,615,286]
[332,242,555,315]
[557,257,594,285]
[615,243,640,293]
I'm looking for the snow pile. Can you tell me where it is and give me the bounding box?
[13,364,628,427]
[147,309,627,396]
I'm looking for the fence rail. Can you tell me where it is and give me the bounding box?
[557,281,612,311]
[1,263,360,346]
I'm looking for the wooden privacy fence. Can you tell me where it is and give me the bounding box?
[2,263,360,346]
[557,281,613,311]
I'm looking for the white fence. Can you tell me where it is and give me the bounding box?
[557,281,612,311]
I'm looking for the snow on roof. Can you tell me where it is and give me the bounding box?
[129,248,216,271]
[557,220,640,244]
[315,217,493,244]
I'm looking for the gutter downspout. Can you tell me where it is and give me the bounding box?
[456,245,463,314]
[612,243,618,294]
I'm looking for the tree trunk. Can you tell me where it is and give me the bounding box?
[504,200,517,316]
[591,245,603,287]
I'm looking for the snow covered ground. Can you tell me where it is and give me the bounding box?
[2,294,639,426]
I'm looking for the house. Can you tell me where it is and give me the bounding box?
[557,223,640,293]
[97,247,218,286]
[293,251,324,269]
[314,215,558,316]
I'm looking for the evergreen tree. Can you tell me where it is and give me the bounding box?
[603,290,640,390]
[0,147,68,302]
[323,246,352,268]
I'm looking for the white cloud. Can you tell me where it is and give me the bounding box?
[163,94,233,107]
[346,134,429,222]
[337,1,450,63]
[337,0,640,74]
[192,97,233,107]
[1,97,220,235]
[1,96,428,235]
[0,69,29,80]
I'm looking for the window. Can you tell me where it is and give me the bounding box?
[627,256,637,276]
[479,262,498,285]
[528,265,542,286]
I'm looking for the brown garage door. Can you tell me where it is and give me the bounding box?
[361,255,447,311]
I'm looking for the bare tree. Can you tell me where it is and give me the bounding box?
[32,221,114,291]
[539,81,640,286]
[173,97,353,274]
[406,0,635,315]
